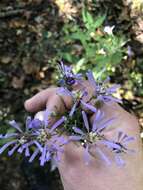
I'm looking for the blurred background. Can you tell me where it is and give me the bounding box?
[0,0,143,189]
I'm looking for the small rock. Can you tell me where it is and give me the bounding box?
[1,56,12,64]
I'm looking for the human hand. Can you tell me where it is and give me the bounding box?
[24,84,143,190]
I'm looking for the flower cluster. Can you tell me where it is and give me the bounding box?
[0,63,135,168]
[0,112,67,167]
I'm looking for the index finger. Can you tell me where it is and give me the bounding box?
[24,88,57,112]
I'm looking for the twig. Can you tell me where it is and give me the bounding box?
[0,9,25,19]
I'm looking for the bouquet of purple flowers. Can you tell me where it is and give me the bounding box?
[0,62,135,169]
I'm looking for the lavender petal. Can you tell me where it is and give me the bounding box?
[95,110,102,120]
[117,131,124,142]
[8,144,19,156]
[57,87,73,97]
[100,140,121,150]
[96,147,111,165]
[1,133,18,139]
[123,136,135,144]
[0,140,17,154]
[83,145,90,165]
[17,146,24,154]
[86,71,97,88]
[9,120,23,132]
[73,127,85,136]
[57,136,69,145]
[80,100,97,113]
[97,118,115,132]
[33,141,43,152]
[44,109,51,127]
[115,154,125,166]
[104,95,122,103]
[82,111,89,132]
[107,84,120,93]
[25,146,30,157]
[40,145,47,166]
[69,101,78,117]
[46,151,51,161]
[69,135,83,141]
[29,148,39,163]
[26,116,32,130]
[50,116,66,133]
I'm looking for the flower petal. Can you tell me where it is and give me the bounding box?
[25,146,30,157]
[69,135,83,141]
[115,154,125,166]
[86,71,97,88]
[123,136,135,144]
[8,144,19,156]
[117,131,124,142]
[96,147,111,165]
[0,133,18,139]
[82,111,90,132]
[0,140,17,154]
[95,110,102,120]
[17,146,24,154]
[26,116,32,130]
[69,101,78,117]
[9,120,23,133]
[100,140,121,150]
[81,100,97,113]
[97,118,114,132]
[29,148,39,163]
[40,145,47,166]
[83,145,90,165]
[33,141,43,152]
[46,151,51,161]
[107,84,120,93]
[57,87,73,97]
[73,127,85,135]
[50,116,66,133]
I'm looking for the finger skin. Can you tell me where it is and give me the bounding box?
[24,87,73,113]
[24,88,53,112]
[25,87,73,125]
[24,80,92,114]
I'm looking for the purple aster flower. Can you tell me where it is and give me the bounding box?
[86,71,122,104]
[99,131,135,166]
[114,131,135,152]
[28,114,68,166]
[58,61,83,86]
[57,87,89,117]
[0,112,67,167]
[70,110,115,165]
[38,135,67,166]
[0,119,34,157]
[113,131,135,166]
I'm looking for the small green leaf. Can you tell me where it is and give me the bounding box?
[82,8,94,29]
[73,58,86,73]
[93,15,106,30]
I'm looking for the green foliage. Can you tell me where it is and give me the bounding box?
[58,8,126,78]
[130,61,143,96]
[82,8,106,30]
